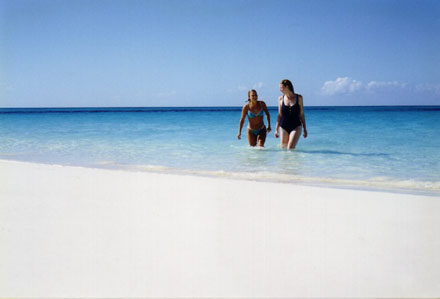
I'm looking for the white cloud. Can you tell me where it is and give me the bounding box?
[416,83,440,95]
[228,82,264,93]
[320,77,363,95]
[321,77,409,95]
[156,91,176,97]
[0,81,12,92]
[226,85,247,93]
[366,81,407,90]
[237,85,248,91]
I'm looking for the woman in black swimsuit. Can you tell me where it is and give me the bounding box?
[274,79,307,149]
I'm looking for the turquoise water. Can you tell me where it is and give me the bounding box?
[1,106,439,194]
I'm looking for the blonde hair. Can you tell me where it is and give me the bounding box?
[247,89,258,101]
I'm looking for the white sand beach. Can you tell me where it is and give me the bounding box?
[1,159,439,298]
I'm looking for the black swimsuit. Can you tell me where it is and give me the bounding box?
[280,95,302,134]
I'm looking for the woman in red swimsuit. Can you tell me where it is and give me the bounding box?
[274,79,308,149]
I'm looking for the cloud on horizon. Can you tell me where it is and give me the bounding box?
[228,82,264,93]
[320,77,363,95]
[321,77,409,96]
[156,91,177,97]
[416,83,440,95]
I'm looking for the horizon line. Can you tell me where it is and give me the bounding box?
[1,104,440,109]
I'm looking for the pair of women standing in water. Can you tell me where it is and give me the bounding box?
[237,79,308,149]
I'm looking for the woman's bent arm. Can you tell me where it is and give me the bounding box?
[274,97,282,138]
[262,101,271,132]
[298,95,307,138]
[237,105,247,139]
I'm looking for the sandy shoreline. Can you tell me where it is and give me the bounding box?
[1,159,439,297]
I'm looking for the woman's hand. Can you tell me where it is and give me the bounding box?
[303,129,308,138]
[267,126,271,133]
[237,133,241,140]
[274,130,279,138]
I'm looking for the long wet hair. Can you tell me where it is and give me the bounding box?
[247,89,258,102]
[280,79,294,93]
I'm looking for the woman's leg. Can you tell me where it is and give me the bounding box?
[287,126,302,149]
[247,128,257,146]
[280,127,289,148]
[256,127,267,147]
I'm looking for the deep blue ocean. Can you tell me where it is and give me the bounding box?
[1,106,439,194]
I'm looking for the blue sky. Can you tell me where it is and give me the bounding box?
[1,0,439,107]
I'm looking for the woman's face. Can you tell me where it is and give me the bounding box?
[249,91,258,101]
[279,83,285,93]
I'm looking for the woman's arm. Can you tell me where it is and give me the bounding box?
[275,96,283,138]
[298,95,307,138]
[261,101,271,133]
[237,104,248,139]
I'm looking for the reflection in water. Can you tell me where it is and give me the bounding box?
[234,145,306,177]
[235,146,274,172]
[296,149,390,158]
[277,150,305,176]
[232,146,390,180]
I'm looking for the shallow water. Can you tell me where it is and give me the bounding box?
[1,106,439,194]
